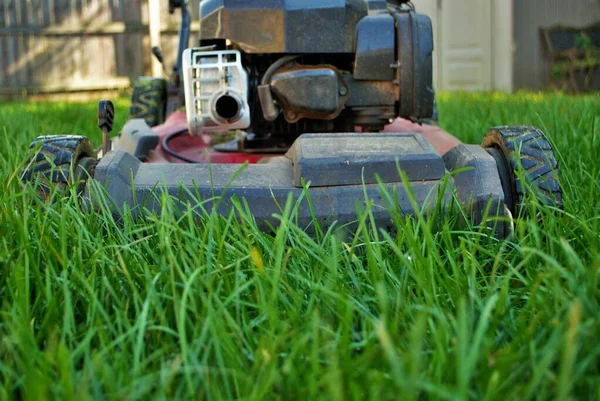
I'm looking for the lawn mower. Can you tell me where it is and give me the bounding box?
[21,0,562,236]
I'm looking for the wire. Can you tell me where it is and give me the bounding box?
[261,55,300,85]
[162,128,200,163]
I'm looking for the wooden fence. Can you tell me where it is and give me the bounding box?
[0,0,200,97]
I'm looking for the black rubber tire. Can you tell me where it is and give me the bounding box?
[482,126,563,216]
[129,77,167,127]
[21,135,96,201]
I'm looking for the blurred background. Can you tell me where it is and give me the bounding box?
[0,0,598,99]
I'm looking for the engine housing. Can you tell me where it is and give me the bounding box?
[183,0,434,140]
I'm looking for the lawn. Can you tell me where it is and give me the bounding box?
[0,92,599,400]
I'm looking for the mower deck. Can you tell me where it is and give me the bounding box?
[93,130,508,233]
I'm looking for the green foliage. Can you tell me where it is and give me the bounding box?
[575,32,599,59]
[552,63,568,79]
[0,93,599,400]
[552,32,600,80]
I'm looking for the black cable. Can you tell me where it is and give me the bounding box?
[162,128,200,163]
[258,55,300,121]
[261,55,300,85]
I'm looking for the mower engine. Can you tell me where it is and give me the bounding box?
[182,0,434,140]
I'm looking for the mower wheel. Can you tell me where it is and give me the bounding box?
[482,126,563,216]
[129,77,167,127]
[21,135,97,200]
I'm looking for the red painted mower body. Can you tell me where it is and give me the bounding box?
[146,112,270,164]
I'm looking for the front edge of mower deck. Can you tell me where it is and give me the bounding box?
[90,133,508,235]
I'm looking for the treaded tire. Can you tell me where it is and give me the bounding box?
[21,135,96,200]
[482,126,563,216]
[129,77,167,127]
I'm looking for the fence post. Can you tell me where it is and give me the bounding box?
[148,0,162,78]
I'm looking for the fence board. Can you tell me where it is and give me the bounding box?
[0,0,194,97]
[0,2,4,85]
[4,0,18,89]
[112,0,125,79]
[20,0,33,84]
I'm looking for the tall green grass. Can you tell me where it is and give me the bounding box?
[0,92,599,400]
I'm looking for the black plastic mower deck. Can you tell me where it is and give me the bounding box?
[91,133,508,233]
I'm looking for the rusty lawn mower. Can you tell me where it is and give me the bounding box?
[21,0,563,237]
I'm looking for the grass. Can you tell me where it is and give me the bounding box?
[0,92,599,400]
